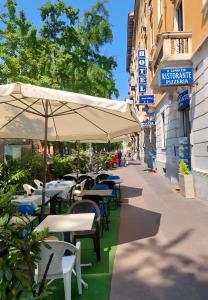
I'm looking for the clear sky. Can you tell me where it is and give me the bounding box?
[0,0,135,100]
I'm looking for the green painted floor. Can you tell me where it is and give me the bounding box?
[48,207,120,300]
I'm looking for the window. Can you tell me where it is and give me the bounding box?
[181,109,190,137]
[158,0,162,23]
[161,111,166,148]
[176,1,184,31]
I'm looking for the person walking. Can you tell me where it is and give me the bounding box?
[148,146,157,173]
[117,149,122,167]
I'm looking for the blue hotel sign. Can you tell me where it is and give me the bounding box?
[142,120,156,127]
[138,49,147,94]
[160,67,193,86]
[139,95,155,104]
[178,89,190,110]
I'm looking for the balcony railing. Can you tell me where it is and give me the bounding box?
[150,32,193,91]
[152,32,192,73]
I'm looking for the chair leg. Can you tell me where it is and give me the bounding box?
[104,212,109,231]
[95,233,101,261]
[63,270,72,300]
[93,235,97,252]
[75,256,82,295]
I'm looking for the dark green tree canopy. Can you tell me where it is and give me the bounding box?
[0,0,119,98]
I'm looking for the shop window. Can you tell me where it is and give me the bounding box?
[180,108,190,137]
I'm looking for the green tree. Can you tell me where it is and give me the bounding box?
[0,0,119,98]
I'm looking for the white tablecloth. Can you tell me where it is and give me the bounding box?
[46,180,76,187]
[35,182,74,200]
[12,195,50,207]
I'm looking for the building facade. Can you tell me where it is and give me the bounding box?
[127,0,208,200]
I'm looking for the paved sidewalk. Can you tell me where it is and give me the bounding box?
[110,161,208,300]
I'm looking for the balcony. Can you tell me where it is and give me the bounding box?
[128,89,136,101]
[150,32,192,91]
[129,79,136,89]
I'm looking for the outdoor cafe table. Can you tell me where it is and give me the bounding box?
[12,194,50,207]
[73,189,114,198]
[34,183,74,200]
[10,215,38,225]
[34,213,95,236]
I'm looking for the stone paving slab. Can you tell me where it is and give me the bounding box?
[109,161,208,300]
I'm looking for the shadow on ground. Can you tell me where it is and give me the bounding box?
[110,229,208,300]
[121,186,143,200]
[118,204,161,245]
[127,161,141,166]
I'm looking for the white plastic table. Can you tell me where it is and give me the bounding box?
[12,195,50,207]
[35,184,73,200]
[73,189,113,197]
[34,213,95,233]
[46,180,76,188]
[10,215,37,225]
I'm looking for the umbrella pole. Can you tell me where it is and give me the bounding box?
[41,100,49,220]
[76,141,80,181]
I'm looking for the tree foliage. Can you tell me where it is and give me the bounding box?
[0,0,119,98]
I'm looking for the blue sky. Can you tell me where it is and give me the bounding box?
[0,0,135,100]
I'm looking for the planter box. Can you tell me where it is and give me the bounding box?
[179,174,195,198]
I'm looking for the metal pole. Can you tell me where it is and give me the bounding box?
[89,143,92,169]
[41,100,49,220]
[76,140,80,181]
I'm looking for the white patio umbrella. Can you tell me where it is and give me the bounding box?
[0,82,140,218]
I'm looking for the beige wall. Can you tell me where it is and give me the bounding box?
[131,0,208,105]
[184,0,208,52]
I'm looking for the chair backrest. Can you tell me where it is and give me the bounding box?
[75,179,87,192]
[62,175,77,183]
[69,199,100,221]
[82,194,103,207]
[34,179,43,188]
[23,184,36,195]
[37,240,80,278]
[68,184,77,203]
[78,175,94,189]
[96,173,109,183]
[100,180,115,189]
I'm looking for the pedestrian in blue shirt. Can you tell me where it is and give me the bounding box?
[149,146,157,173]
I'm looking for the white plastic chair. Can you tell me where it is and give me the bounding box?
[73,179,87,201]
[34,179,43,188]
[23,184,36,195]
[35,240,82,300]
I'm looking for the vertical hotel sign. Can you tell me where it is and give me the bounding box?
[138,49,147,93]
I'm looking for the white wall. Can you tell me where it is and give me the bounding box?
[191,38,208,201]
[156,93,180,183]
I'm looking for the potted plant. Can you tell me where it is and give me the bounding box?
[178,160,195,198]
